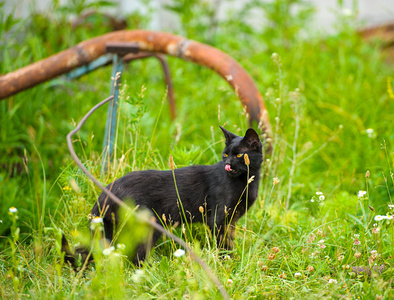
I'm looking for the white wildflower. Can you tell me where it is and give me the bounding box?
[9,207,18,213]
[319,195,325,201]
[328,279,338,284]
[388,204,394,209]
[374,215,384,221]
[316,191,323,195]
[116,243,126,250]
[102,246,115,256]
[91,216,103,223]
[174,249,186,257]
[294,272,302,278]
[132,270,145,283]
[365,128,376,138]
[358,190,367,198]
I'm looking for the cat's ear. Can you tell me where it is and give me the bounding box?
[242,128,262,150]
[219,126,238,146]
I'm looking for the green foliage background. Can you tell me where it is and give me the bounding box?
[0,0,393,298]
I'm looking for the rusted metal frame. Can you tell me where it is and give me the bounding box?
[0,30,271,142]
[62,51,177,120]
[57,40,177,172]
[67,95,230,300]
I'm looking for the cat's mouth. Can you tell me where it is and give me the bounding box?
[225,164,237,174]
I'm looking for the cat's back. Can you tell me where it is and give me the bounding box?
[100,164,218,202]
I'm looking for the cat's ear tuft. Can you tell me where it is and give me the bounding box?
[242,128,262,150]
[219,126,238,146]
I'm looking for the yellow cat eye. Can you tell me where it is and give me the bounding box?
[224,153,228,157]
[237,153,244,158]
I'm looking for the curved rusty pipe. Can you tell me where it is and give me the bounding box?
[0,30,271,139]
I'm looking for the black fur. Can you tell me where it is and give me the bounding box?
[63,126,263,267]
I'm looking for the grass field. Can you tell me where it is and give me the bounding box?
[1,0,393,299]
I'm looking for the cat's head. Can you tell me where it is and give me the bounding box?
[220,126,263,177]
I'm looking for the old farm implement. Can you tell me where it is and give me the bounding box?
[0,30,272,169]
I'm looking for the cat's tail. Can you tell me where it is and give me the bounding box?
[61,234,93,271]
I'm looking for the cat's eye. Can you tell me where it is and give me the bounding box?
[223,153,228,157]
[237,153,244,158]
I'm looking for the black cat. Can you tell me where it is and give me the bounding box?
[63,126,263,267]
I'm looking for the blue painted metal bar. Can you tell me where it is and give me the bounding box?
[101,54,124,173]
[65,54,113,80]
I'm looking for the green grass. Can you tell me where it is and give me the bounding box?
[1,0,394,298]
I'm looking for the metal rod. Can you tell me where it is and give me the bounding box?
[101,54,124,173]
[67,95,229,300]
[65,54,114,80]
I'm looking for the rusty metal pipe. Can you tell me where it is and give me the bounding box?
[0,30,271,138]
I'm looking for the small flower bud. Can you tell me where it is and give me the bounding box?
[272,247,280,253]
[354,252,362,259]
[244,153,250,166]
[268,253,276,260]
[306,265,314,272]
[365,170,370,178]
[162,214,166,222]
[273,177,279,185]
[279,273,287,279]
[169,154,175,170]
[199,206,204,213]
